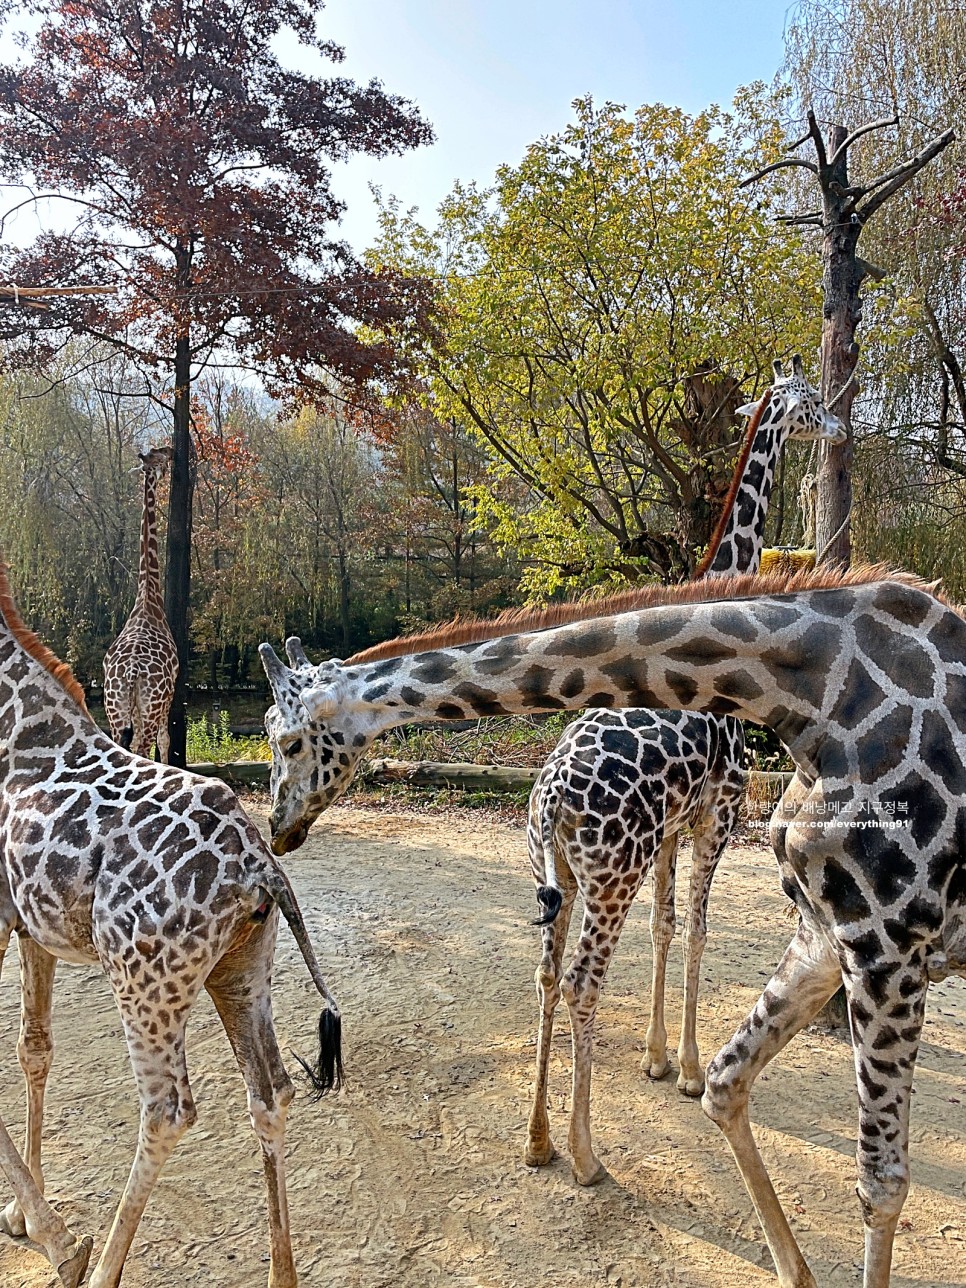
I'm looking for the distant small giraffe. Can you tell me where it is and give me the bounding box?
[103,445,178,761]
[523,357,845,1184]
[0,563,341,1288]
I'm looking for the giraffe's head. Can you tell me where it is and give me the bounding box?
[260,639,378,854]
[139,444,174,476]
[737,356,845,444]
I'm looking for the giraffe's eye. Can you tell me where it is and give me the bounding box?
[284,739,303,757]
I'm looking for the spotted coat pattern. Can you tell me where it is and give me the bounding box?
[0,607,340,1288]
[523,359,847,1185]
[261,567,966,1288]
[103,446,178,761]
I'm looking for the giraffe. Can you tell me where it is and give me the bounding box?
[103,445,178,761]
[0,564,341,1288]
[260,564,966,1288]
[521,356,845,1187]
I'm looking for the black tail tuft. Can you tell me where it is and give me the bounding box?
[119,726,134,750]
[295,1008,344,1100]
[532,884,563,926]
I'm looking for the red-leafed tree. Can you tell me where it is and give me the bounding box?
[0,0,434,762]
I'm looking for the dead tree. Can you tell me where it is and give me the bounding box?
[744,114,953,1030]
[742,111,953,566]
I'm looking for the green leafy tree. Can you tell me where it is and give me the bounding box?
[374,92,821,598]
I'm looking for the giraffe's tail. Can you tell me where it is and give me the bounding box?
[119,725,134,751]
[533,775,564,926]
[262,864,343,1098]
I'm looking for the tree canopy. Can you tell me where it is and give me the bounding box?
[373,92,822,598]
[0,0,435,386]
[0,0,435,759]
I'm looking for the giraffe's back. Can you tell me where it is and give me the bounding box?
[530,708,745,879]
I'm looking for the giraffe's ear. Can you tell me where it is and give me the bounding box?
[783,394,801,415]
[736,401,759,418]
[301,683,341,721]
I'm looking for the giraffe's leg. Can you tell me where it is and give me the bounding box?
[206,915,299,1288]
[524,869,577,1168]
[644,834,676,1080]
[563,887,637,1186]
[843,963,925,1288]
[1,935,57,1238]
[155,721,170,764]
[702,918,841,1288]
[677,801,738,1097]
[87,994,198,1288]
[0,932,92,1287]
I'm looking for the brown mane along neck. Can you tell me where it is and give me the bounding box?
[692,387,771,580]
[0,564,89,712]
[347,564,937,665]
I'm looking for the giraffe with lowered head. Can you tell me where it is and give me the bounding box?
[261,563,966,1288]
[103,445,178,760]
[0,562,341,1288]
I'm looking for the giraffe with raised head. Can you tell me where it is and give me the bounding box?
[0,564,341,1288]
[521,356,845,1187]
[261,564,966,1288]
[103,445,178,761]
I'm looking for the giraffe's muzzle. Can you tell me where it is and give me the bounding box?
[269,818,311,856]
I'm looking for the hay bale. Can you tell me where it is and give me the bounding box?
[760,547,816,576]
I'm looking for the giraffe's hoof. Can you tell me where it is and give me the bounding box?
[523,1140,557,1168]
[644,1056,671,1081]
[57,1235,93,1288]
[677,1073,705,1098]
[571,1157,607,1187]
[0,1198,26,1238]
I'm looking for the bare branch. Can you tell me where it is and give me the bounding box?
[806,109,828,171]
[828,115,899,167]
[740,157,818,189]
[857,128,955,222]
[777,211,823,227]
[786,128,814,152]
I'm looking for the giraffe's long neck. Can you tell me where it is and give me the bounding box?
[697,391,786,579]
[136,470,164,615]
[344,587,898,771]
[0,622,95,752]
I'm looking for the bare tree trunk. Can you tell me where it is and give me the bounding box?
[743,111,953,1033]
[164,330,193,767]
[815,124,860,569]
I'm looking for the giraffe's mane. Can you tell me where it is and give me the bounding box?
[0,564,89,712]
[346,564,941,664]
[693,388,770,579]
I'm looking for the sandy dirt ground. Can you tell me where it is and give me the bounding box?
[0,797,964,1288]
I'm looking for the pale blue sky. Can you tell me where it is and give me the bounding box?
[315,0,796,252]
[0,0,795,253]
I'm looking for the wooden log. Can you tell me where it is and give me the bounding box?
[363,758,539,790]
[189,757,793,796]
[190,760,271,787]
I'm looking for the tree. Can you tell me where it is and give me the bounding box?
[373,93,821,599]
[381,407,517,623]
[0,353,165,668]
[743,111,952,566]
[0,0,434,761]
[780,0,962,568]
